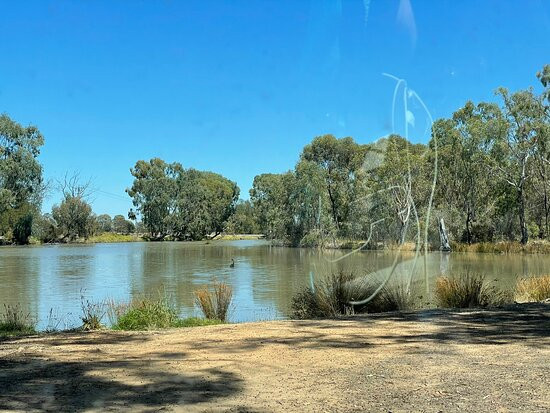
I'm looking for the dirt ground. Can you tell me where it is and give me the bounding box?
[1,304,549,413]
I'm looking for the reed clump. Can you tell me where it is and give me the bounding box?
[291,271,418,319]
[194,282,233,322]
[515,275,550,302]
[0,303,36,336]
[434,273,510,308]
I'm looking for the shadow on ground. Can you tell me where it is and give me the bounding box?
[0,357,243,412]
[193,303,550,354]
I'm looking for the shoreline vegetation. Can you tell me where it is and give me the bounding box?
[10,233,550,256]
[2,274,549,338]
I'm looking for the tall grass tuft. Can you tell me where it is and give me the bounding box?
[0,304,36,335]
[194,282,233,322]
[515,275,550,302]
[80,294,106,330]
[110,296,177,330]
[434,273,510,308]
[290,271,417,319]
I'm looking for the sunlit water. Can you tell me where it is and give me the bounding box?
[1,240,549,330]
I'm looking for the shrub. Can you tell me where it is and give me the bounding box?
[194,282,233,322]
[291,288,322,319]
[111,296,177,330]
[0,304,36,335]
[434,274,510,308]
[515,275,550,302]
[290,271,410,319]
[371,282,417,313]
[80,294,106,330]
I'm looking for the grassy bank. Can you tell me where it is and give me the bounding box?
[86,233,144,243]
[212,234,266,241]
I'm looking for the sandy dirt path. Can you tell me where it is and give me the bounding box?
[1,304,549,412]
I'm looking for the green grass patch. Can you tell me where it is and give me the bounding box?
[87,233,143,243]
[108,296,222,331]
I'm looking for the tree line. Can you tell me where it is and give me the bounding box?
[248,65,550,247]
[1,65,548,246]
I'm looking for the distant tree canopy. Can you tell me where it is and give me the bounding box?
[0,114,45,244]
[250,66,550,247]
[127,158,239,240]
[1,65,549,247]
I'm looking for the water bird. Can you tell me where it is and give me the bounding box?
[230,259,235,268]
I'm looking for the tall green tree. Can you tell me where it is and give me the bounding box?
[490,88,547,244]
[432,102,499,243]
[52,196,95,241]
[250,172,294,239]
[0,114,45,243]
[300,135,367,235]
[126,158,181,239]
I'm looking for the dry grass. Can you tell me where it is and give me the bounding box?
[450,240,550,254]
[515,275,550,302]
[0,303,36,336]
[291,271,418,319]
[435,274,510,308]
[80,294,106,330]
[194,282,233,322]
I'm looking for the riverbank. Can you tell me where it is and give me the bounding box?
[1,303,548,412]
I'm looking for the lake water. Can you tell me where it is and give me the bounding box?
[1,240,549,330]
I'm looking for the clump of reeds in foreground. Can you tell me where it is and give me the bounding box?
[434,273,510,308]
[515,275,550,302]
[290,271,417,319]
[194,282,233,322]
[80,294,107,330]
[0,303,36,336]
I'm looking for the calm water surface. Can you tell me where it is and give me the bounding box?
[1,240,549,330]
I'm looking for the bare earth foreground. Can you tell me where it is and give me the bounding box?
[1,305,549,413]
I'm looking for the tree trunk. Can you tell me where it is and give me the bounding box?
[518,188,528,245]
[439,218,451,252]
[465,211,472,244]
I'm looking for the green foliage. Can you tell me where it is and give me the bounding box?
[87,232,142,243]
[12,212,33,244]
[52,196,95,241]
[96,214,112,232]
[127,159,239,240]
[111,296,178,330]
[112,214,135,234]
[224,200,259,234]
[0,114,44,243]
[249,66,550,249]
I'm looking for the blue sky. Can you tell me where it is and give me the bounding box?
[1,0,549,216]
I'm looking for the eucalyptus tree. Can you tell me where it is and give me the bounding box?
[249,172,294,240]
[432,102,499,243]
[0,114,45,243]
[126,158,181,239]
[52,196,95,241]
[300,134,368,235]
[171,169,239,240]
[96,214,112,232]
[490,88,547,244]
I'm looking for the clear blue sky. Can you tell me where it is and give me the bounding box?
[1,0,548,216]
